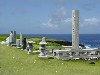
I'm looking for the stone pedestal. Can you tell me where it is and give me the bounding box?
[16,39,21,48]
[27,41,34,54]
[39,45,46,56]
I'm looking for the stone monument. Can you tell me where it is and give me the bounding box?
[6,37,10,46]
[22,37,27,50]
[72,10,79,50]
[8,31,17,46]
[27,41,33,54]
[9,31,13,46]
[13,31,16,44]
[39,37,47,57]
[16,39,21,48]
[20,33,23,47]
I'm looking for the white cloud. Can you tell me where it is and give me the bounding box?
[63,18,72,24]
[42,3,69,29]
[42,17,72,29]
[42,19,58,29]
[84,18,100,25]
[43,17,100,29]
[81,17,100,26]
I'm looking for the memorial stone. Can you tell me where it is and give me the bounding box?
[9,31,13,45]
[16,39,21,48]
[27,41,33,54]
[39,37,47,56]
[20,33,23,46]
[13,31,16,44]
[22,38,27,50]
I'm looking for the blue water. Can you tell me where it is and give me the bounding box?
[24,34,100,48]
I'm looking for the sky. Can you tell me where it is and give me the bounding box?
[0,0,100,34]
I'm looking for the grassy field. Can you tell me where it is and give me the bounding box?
[0,34,61,51]
[0,44,100,75]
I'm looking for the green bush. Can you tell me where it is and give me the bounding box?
[47,42,61,46]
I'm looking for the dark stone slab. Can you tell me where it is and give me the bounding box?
[22,38,27,50]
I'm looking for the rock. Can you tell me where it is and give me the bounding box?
[89,61,95,64]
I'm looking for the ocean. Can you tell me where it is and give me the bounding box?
[24,34,100,48]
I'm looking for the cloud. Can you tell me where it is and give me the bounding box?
[42,19,58,29]
[81,17,100,26]
[42,17,72,30]
[51,5,67,21]
[63,18,72,24]
[42,2,69,29]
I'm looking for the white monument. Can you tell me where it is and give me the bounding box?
[53,10,100,60]
[72,10,79,50]
[9,31,13,45]
[8,31,16,46]
[6,37,10,45]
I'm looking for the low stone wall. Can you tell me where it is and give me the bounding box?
[53,49,100,60]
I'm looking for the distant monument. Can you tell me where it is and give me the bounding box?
[72,10,79,50]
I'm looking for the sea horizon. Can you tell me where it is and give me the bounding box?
[23,34,100,48]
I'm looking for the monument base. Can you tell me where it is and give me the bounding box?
[38,55,48,58]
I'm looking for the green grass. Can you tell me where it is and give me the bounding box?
[0,44,100,75]
[0,34,9,41]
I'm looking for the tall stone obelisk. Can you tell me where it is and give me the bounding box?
[72,10,79,50]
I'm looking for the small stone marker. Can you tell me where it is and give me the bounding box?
[22,37,27,50]
[13,31,16,44]
[27,41,33,54]
[16,39,21,48]
[20,33,23,47]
